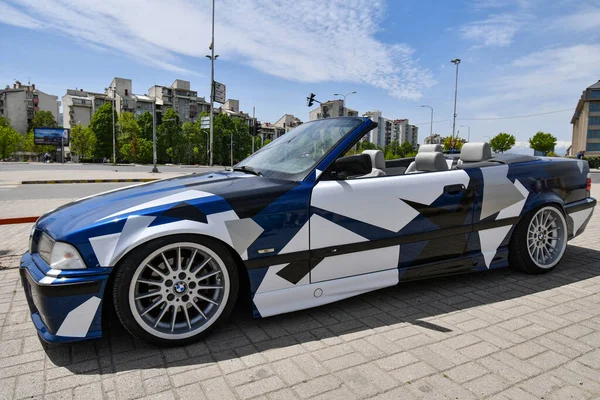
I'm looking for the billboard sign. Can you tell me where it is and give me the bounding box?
[34,128,70,146]
[213,81,226,104]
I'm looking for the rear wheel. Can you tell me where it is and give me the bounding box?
[112,235,239,346]
[509,205,568,274]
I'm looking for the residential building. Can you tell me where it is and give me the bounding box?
[258,114,303,141]
[571,79,600,155]
[63,77,211,129]
[363,111,389,148]
[216,99,256,126]
[361,113,419,148]
[309,99,358,121]
[424,134,443,145]
[1,81,60,134]
[149,79,210,122]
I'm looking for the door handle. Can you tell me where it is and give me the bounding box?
[444,184,465,195]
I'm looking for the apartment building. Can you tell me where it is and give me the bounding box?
[362,111,389,148]
[63,77,211,128]
[258,114,303,141]
[361,113,419,148]
[1,81,60,134]
[571,79,600,155]
[149,79,210,122]
[424,133,443,145]
[309,99,358,121]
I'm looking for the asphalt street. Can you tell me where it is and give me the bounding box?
[0,182,132,200]
[0,162,220,174]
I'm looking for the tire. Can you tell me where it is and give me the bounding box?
[509,205,568,274]
[112,235,239,346]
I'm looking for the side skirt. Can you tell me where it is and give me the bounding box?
[252,268,399,318]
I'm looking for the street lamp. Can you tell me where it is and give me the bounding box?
[420,105,433,137]
[111,85,117,164]
[151,101,158,173]
[450,58,461,140]
[333,91,357,111]
[205,0,217,166]
[460,125,471,142]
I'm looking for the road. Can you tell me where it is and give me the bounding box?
[0,182,133,200]
[0,162,219,173]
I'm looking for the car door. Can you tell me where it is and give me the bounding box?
[308,169,474,283]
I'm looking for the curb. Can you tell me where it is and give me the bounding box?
[21,178,158,185]
[0,216,39,225]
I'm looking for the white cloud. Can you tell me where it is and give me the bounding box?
[556,6,600,32]
[0,1,43,28]
[0,0,434,100]
[459,14,520,47]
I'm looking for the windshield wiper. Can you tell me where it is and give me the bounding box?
[229,165,262,176]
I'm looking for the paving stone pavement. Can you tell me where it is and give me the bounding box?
[0,197,599,399]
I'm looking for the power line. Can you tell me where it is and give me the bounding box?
[458,108,573,121]
[414,108,573,126]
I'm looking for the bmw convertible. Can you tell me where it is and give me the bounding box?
[21,117,595,346]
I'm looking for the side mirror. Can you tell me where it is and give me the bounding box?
[329,154,372,179]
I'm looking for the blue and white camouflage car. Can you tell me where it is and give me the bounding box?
[21,117,596,346]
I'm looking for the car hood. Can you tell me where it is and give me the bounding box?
[36,170,299,241]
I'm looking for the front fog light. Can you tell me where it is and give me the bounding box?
[50,242,85,270]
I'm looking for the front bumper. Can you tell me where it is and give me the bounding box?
[20,251,111,343]
[565,197,596,239]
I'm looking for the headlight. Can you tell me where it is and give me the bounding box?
[37,232,54,265]
[50,242,86,270]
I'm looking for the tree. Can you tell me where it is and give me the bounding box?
[443,136,465,151]
[90,102,117,160]
[182,121,201,165]
[400,141,414,155]
[529,131,557,155]
[0,126,22,160]
[31,111,58,129]
[136,111,153,141]
[137,138,153,164]
[118,112,140,162]
[70,124,97,160]
[0,116,10,129]
[489,132,516,153]
[157,108,182,163]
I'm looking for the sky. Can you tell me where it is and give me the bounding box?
[1,0,599,155]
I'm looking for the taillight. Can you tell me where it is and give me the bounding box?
[586,173,591,192]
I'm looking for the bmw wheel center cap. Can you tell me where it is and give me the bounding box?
[174,282,187,294]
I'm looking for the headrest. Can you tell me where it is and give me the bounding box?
[460,142,492,163]
[415,152,449,172]
[362,150,386,170]
[418,144,443,153]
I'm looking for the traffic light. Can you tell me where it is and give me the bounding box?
[253,123,260,136]
[307,93,316,107]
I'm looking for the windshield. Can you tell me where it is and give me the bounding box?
[236,117,363,181]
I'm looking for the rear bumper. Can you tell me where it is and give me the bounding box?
[565,197,596,239]
[19,251,110,343]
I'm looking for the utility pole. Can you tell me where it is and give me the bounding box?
[151,101,158,172]
[112,86,116,164]
[460,125,471,142]
[421,105,433,138]
[208,0,215,166]
[451,58,461,140]
[252,106,255,154]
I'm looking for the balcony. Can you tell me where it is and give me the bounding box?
[32,97,39,104]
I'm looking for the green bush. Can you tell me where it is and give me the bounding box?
[585,155,600,169]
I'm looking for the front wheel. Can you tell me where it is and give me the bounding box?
[509,205,568,274]
[112,235,239,346]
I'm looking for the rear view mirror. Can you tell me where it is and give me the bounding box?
[329,154,372,179]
